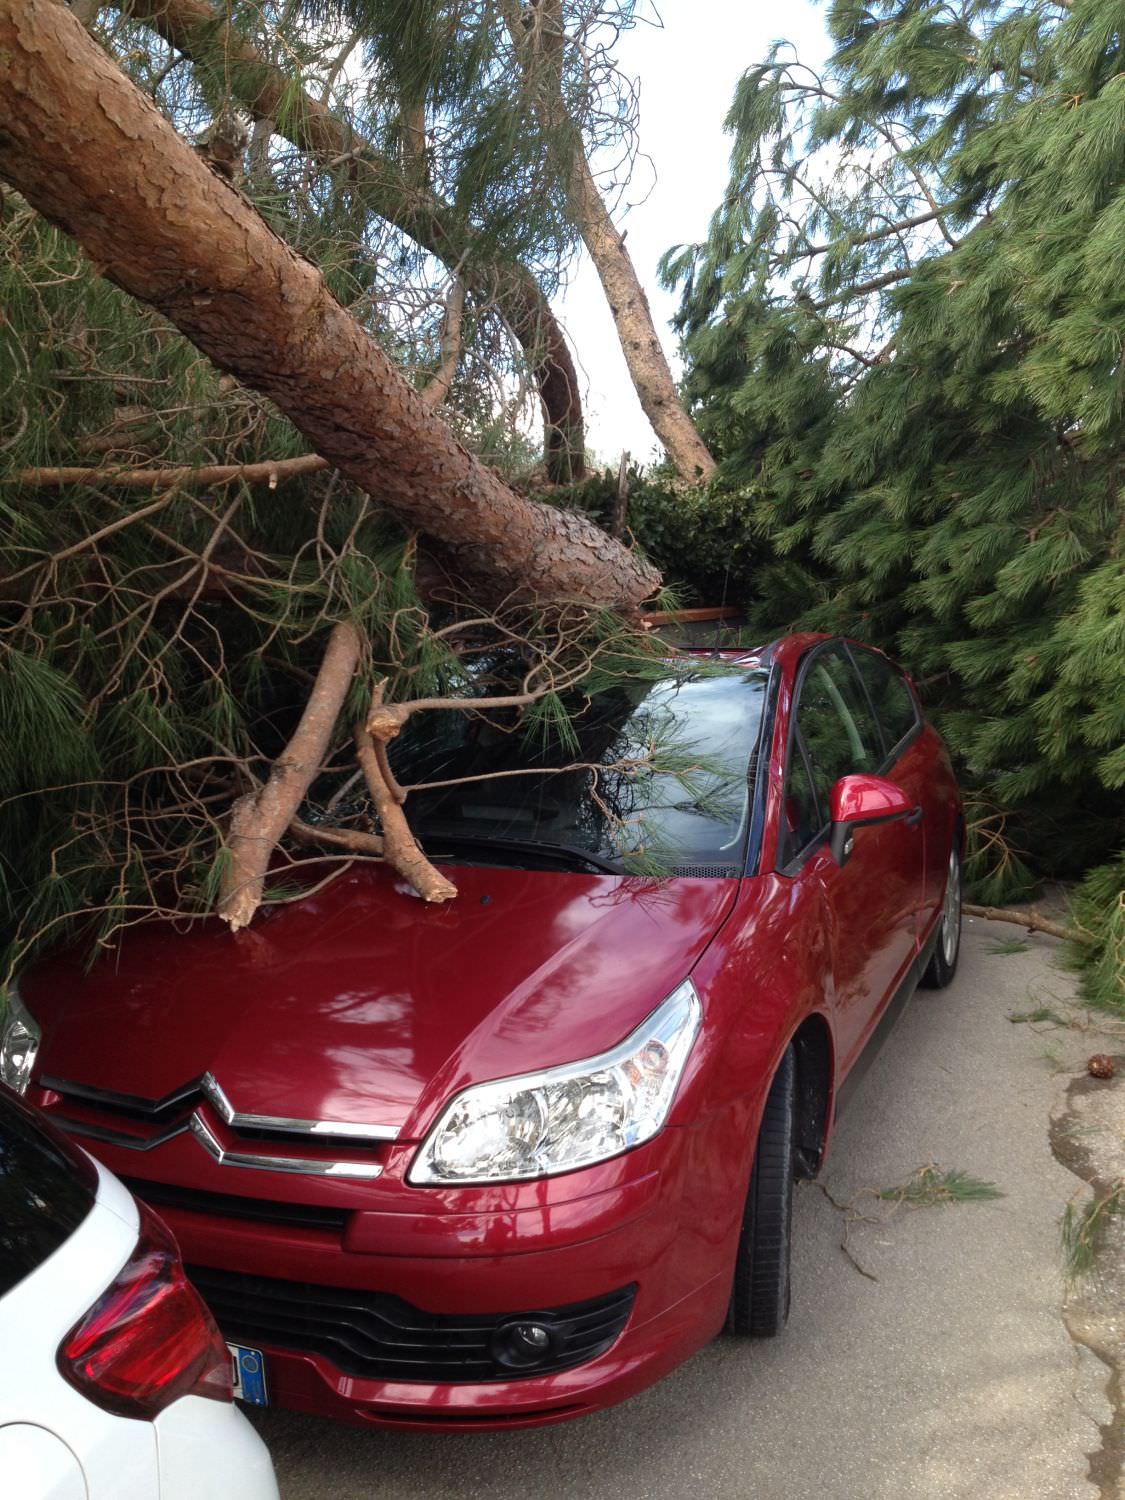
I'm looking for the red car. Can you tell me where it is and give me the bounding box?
[3,633,962,1430]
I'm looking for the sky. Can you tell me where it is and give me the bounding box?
[555,1,830,467]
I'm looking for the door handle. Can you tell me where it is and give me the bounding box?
[906,806,924,827]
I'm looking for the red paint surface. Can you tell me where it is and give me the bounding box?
[23,635,961,1429]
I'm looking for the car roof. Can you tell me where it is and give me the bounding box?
[676,633,832,671]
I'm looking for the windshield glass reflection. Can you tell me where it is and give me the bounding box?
[381,667,768,872]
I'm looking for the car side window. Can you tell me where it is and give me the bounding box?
[781,739,821,862]
[781,644,885,867]
[848,648,919,758]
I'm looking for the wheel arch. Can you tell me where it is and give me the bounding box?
[790,1013,833,1178]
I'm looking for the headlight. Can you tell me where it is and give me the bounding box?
[0,982,41,1095]
[409,980,702,1186]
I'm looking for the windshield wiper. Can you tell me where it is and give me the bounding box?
[416,830,623,876]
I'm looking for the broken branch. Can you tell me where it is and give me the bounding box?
[419,277,465,411]
[963,903,1089,945]
[356,686,457,903]
[218,620,361,930]
[17,453,329,489]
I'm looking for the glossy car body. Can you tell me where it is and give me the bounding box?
[11,633,961,1430]
[0,1086,280,1499]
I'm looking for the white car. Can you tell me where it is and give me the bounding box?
[0,1083,280,1500]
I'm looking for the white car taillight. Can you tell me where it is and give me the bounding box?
[57,1202,232,1419]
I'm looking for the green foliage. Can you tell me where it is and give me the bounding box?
[876,1164,1008,1212]
[1061,1180,1125,1280]
[1065,854,1125,1015]
[660,0,1125,909]
[878,1166,1005,1208]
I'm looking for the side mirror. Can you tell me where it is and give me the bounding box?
[828,774,921,866]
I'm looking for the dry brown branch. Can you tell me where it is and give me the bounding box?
[419,278,465,410]
[289,815,383,858]
[218,620,361,930]
[964,903,1088,945]
[611,450,630,539]
[356,686,457,903]
[16,452,329,489]
[364,686,544,743]
[373,738,407,805]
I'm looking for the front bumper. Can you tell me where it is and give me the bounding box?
[34,1104,746,1427]
[231,1270,731,1430]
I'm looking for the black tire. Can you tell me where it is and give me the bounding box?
[921,845,962,989]
[726,1046,796,1338]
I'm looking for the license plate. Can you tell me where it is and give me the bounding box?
[227,1343,269,1406]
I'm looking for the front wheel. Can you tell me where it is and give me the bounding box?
[921,846,962,989]
[726,1046,796,1338]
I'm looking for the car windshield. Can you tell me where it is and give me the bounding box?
[375,664,770,875]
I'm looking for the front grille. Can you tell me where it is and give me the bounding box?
[39,1074,389,1179]
[42,1075,202,1124]
[40,1075,198,1150]
[121,1177,349,1233]
[187,1264,636,1384]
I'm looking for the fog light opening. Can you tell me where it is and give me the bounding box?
[490,1318,561,1371]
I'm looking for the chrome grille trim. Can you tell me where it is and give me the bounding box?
[43,1073,390,1178]
[40,1073,202,1120]
[51,1116,190,1151]
[200,1073,398,1142]
[189,1114,383,1180]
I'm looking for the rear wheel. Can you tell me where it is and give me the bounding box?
[726,1046,796,1338]
[921,846,962,989]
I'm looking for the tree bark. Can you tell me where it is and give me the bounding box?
[963,904,1088,945]
[356,689,457,904]
[569,156,716,482]
[19,453,330,489]
[421,278,465,411]
[219,621,361,930]
[0,0,658,606]
[513,0,716,484]
[117,0,586,481]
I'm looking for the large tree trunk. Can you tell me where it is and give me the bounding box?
[118,0,586,482]
[0,0,657,605]
[570,157,717,482]
[512,0,716,485]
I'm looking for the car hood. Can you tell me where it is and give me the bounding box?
[25,864,738,1137]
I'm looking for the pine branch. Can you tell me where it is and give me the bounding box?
[218,621,361,931]
[356,685,457,904]
[289,815,383,858]
[15,453,329,489]
[963,904,1089,945]
[801,206,952,257]
[811,264,914,311]
[419,278,465,411]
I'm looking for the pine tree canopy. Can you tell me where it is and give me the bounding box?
[0,0,664,969]
[659,0,1124,900]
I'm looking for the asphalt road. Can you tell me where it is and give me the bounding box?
[250,919,1113,1500]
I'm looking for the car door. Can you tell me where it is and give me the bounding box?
[847,644,947,918]
[778,642,924,1074]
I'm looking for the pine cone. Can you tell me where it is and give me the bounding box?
[1087,1054,1115,1080]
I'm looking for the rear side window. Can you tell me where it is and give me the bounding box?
[0,1088,97,1297]
[849,648,919,755]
